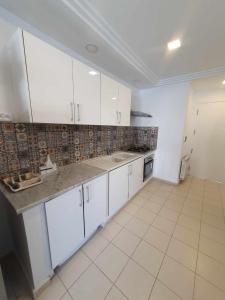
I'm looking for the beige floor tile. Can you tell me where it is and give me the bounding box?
[112,228,140,256]
[182,205,202,220]
[201,223,225,245]
[178,214,200,233]
[36,276,66,300]
[113,210,132,226]
[202,213,225,230]
[69,264,112,300]
[173,224,199,249]
[149,195,166,206]
[194,275,225,300]
[105,286,127,300]
[167,238,197,271]
[125,217,149,238]
[143,201,162,214]
[57,251,91,289]
[158,256,195,300]
[134,207,157,224]
[159,207,179,222]
[61,293,72,300]
[197,253,225,292]
[132,240,164,276]
[131,194,146,207]
[99,221,122,241]
[116,260,155,300]
[203,204,223,217]
[82,233,109,260]
[124,202,139,215]
[150,280,181,300]
[153,216,176,236]
[95,244,128,281]
[144,226,171,252]
[199,236,225,265]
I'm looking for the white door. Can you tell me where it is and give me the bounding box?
[74,60,100,125]
[129,157,144,199]
[23,31,74,124]
[118,84,131,126]
[109,164,129,217]
[101,74,119,125]
[45,186,84,268]
[83,174,107,237]
[191,102,225,183]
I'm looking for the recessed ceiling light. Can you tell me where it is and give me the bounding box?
[112,97,117,100]
[167,39,181,51]
[88,70,98,76]
[222,80,225,85]
[85,44,98,54]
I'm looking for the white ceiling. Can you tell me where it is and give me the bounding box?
[0,17,16,50]
[0,0,225,89]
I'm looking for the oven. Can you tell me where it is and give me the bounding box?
[143,154,154,181]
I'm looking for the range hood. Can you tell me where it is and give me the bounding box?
[131,110,152,118]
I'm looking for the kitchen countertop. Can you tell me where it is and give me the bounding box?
[0,151,154,215]
[0,163,107,215]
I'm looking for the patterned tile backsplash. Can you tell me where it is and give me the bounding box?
[0,123,158,178]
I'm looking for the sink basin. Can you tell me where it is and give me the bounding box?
[112,153,136,160]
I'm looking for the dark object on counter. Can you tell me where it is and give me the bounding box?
[2,172,43,193]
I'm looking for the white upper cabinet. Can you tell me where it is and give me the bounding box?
[5,29,131,126]
[23,31,74,124]
[118,83,131,126]
[73,60,100,125]
[101,74,131,126]
[100,74,118,126]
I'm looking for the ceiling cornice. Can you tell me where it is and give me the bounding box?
[156,65,225,87]
[62,0,159,84]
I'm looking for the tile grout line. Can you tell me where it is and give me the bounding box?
[147,178,192,300]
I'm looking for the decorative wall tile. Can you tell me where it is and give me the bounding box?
[0,123,158,178]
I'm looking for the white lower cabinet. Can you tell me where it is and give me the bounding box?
[45,185,84,269]
[83,175,107,237]
[45,174,107,269]
[109,158,144,217]
[109,164,129,217]
[128,157,144,199]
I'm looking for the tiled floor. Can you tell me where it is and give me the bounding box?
[35,177,225,299]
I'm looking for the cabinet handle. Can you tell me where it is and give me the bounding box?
[79,189,83,207]
[77,104,81,122]
[86,186,90,203]
[70,102,74,122]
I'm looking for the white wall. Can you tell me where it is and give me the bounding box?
[184,84,225,183]
[132,82,190,184]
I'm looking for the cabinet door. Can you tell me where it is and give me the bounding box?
[118,84,131,126]
[101,74,118,125]
[129,157,144,199]
[45,186,84,269]
[74,60,100,125]
[83,174,107,237]
[109,164,129,217]
[23,31,74,124]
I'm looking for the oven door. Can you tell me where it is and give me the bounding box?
[143,157,154,181]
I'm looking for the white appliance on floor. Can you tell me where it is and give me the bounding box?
[179,155,190,181]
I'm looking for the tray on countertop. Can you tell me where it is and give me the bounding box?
[3,172,43,192]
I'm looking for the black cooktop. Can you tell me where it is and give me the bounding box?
[126,145,151,153]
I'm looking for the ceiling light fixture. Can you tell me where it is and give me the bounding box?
[85,44,98,54]
[222,80,225,85]
[112,97,117,100]
[88,70,98,76]
[167,39,181,51]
